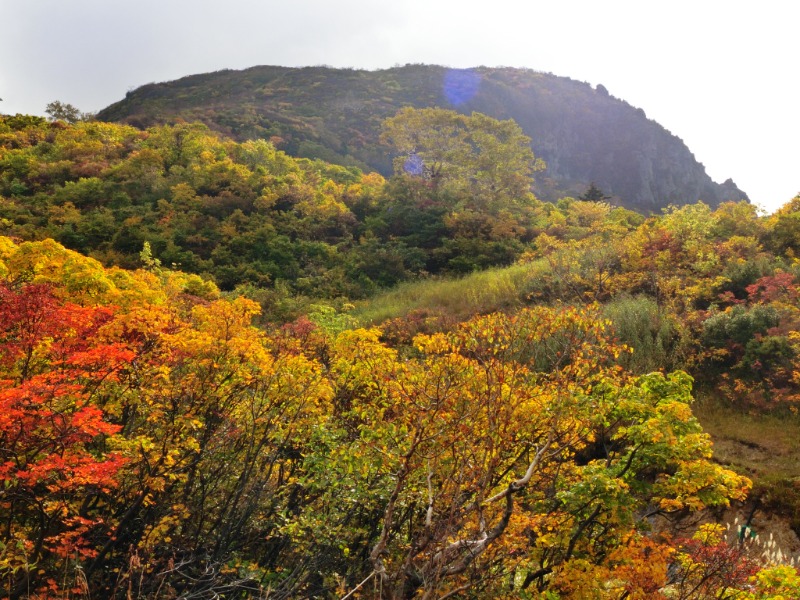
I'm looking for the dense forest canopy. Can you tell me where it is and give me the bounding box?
[2,111,800,598]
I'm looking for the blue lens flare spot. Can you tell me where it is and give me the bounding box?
[404,154,424,176]
[443,69,481,106]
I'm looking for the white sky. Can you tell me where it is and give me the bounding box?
[1,0,797,212]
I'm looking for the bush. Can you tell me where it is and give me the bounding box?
[702,305,780,348]
[602,294,682,373]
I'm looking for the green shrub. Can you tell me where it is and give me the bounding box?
[702,305,780,348]
[602,294,682,373]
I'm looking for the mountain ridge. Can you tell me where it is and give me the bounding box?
[98,64,747,212]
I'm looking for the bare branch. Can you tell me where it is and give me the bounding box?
[483,434,553,504]
[426,460,435,527]
[340,571,376,600]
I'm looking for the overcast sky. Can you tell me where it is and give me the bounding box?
[2,0,797,212]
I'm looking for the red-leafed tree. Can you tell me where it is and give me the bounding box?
[0,282,132,598]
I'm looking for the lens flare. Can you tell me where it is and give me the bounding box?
[404,154,425,176]
[443,69,481,106]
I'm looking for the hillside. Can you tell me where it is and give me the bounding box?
[5,113,800,597]
[97,64,748,213]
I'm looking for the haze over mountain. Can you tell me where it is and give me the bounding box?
[97,64,748,213]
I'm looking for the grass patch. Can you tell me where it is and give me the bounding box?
[694,400,800,480]
[353,259,551,326]
[694,398,800,531]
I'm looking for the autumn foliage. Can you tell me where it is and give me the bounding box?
[0,281,129,596]
[0,236,785,599]
[3,115,800,598]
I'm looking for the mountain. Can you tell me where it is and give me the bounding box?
[98,64,747,212]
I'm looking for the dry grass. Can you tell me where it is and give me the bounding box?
[694,400,800,481]
[682,397,800,565]
[694,397,800,538]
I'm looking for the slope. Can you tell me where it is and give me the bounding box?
[98,64,748,212]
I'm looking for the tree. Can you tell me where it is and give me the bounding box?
[764,195,800,257]
[44,100,86,124]
[380,107,544,213]
[0,282,131,598]
[579,182,611,202]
